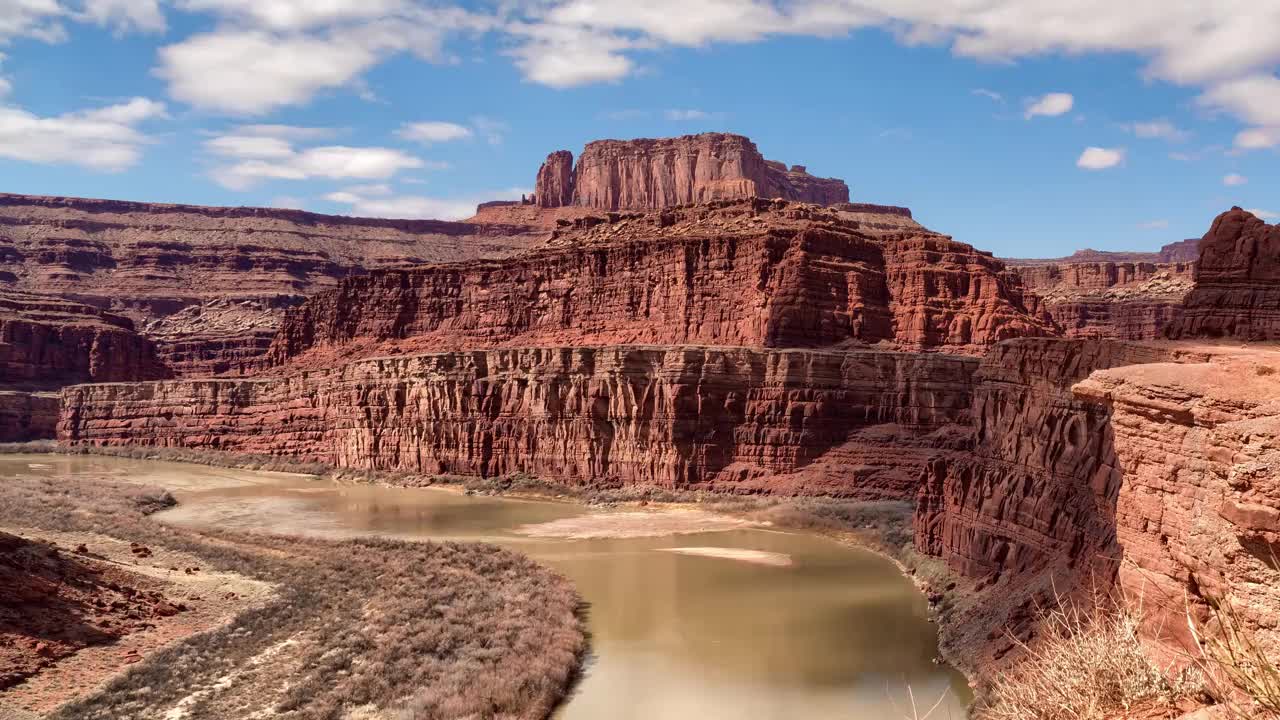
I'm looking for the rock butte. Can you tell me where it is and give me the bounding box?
[0,133,1275,686]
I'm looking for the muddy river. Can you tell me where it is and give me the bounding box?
[5,454,971,719]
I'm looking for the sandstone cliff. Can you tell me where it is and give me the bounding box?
[1014,261,1194,339]
[0,391,57,442]
[1168,207,1280,340]
[913,338,1213,665]
[533,134,850,211]
[60,346,976,497]
[0,192,543,378]
[265,200,1051,368]
[1076,350,1280,658]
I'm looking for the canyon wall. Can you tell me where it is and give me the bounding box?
[533,134,850,210]
[1169,207,1280,340]
[0,391,57,442]
[1014,261,1194,339]
[0,192,542,378]
[60,346,977,497]
[0,290,169,387]
[1076,351,1280,656]
[265,201,1051,368]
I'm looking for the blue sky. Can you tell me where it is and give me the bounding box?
[0,1,1277,257]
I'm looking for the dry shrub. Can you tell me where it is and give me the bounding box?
[1189,593,1280,719]
[979,593,1205,720]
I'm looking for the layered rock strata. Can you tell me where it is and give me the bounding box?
[0,391,57,442]
[0,290,169,387]
[60,346,977,496]
[1169,207,1280,340]
[1075,351,1280,656]
[0,192,542,377]
[1014,261,1194,339]
[533,134,850,210]
[267,200,1051,369]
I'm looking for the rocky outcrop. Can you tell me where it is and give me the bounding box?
[1003,238,1200,266]
[1169,207,1280,340]
[265,200,1051,368]
[0,192,543,377]
[1076,351,1280,656]
[1015,262,1194,339]
[0,290,170,387]
[913,338,1213,665]
[60,346,977,496]
[535,151,575,208]
[536,134,850,211]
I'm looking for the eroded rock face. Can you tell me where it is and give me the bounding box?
[60,346,977,496]
[913,338,1213,665]
[0,290,170,388]
[1169,207,1280,340]
[1076,352,1280,657]
[265,200,1051,368]
[535,151,575,208]
[538,134,850,211]
[0,391,57,442]
[0,192,542,377]
[1015,262,1194,339]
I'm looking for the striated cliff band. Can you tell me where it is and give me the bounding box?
[0,192,543,377]
[60,346,977,498]
[266,199,1052,369]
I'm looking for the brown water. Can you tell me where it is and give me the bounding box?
[3,455,971,719]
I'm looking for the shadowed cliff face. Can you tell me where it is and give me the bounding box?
[60,346,977,496]
[266,200,1052,369]
[533,134,850,210]
[1168,206,1280,340]
[1013,261,1195,340]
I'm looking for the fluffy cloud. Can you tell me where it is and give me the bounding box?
[80,0,166,33]
[1024,92,1074,119]
[0,96,165,171]
[1126,119,1190,142]
[398,121,473,144]
[156,6,488,114]
[1076,146,1124,170]
[205,129,424,189]
[507,21,637,87]
[1246,208,1279,221]
[1223,173,1248,186]
[324,186,529,221]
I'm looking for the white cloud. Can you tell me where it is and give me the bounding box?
[1246,208,1279,220]
[0,96,166,171]
[1234,126,1280,150]
[1126,119,1190,142]
[1076,146,1125,170]
[325,186,530,221]
[470,115,508,145]
[1197,73,1280,127]
[398,121,473,144]
[1138,219,1169,230]
[178,0,404,31]
[665,109,708,120]
[80,0,166,33]
[507,21,637,87]
[155,6,486,114]
[1223,173,1248,186]
[205,131,425,189]
[1024,92,1074,119]
[971,88,1003,103]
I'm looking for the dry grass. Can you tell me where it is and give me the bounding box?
[978,593,1206,720]
[0,471,587,720]
[1189,593,1280,719]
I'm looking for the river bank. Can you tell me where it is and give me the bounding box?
[0,455,587,720]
